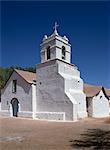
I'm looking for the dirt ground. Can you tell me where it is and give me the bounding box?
[0,117,110,150]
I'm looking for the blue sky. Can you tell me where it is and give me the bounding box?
[1,1,110,88]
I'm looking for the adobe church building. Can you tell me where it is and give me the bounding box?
[1,24,110,121]
[1,69,36,118]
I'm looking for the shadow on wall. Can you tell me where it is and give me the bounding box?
[17,80,31,94]
[69,129,110,150]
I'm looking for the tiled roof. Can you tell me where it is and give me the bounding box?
[84,83,110,98]
[14,69,110,97]
[15,69,36,84]
[84,84,101,97]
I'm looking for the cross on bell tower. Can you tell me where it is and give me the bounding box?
[40,23,71,63]
[53,22,59,34]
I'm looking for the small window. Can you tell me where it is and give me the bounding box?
[62,46,66,60]
[12,80,17,93]
[47,46,50,60]
[100,96,102,99]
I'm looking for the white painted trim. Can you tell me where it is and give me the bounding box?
[9,103,13,117]
[63,112,66,121]
[32,84,37,119]
[40,35,70,46]
[0,110,9,112]
[36,111,65,114]
[19,111,33,114]
[18,103,21,112]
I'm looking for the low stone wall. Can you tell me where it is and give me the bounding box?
[35,112,65,121]
[0,110,65,121]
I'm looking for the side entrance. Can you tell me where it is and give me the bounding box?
[11,98,19,117]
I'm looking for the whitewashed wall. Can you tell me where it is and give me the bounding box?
[36,60,73,121]
[58,60,87,119]
[40,34,71,64]
[1,72,32,117]
[36,59,87,121]
[92,90,109,117]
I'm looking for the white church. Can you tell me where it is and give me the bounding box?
[1,23,110,121]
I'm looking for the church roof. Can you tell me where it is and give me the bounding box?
[84,83,110,98]
[84,84,101,97]
[15,69,36,84]
[12,69,110,97]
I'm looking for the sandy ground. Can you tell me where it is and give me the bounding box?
[0,117,110,150]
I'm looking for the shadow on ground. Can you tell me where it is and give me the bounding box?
[70,129,110,150]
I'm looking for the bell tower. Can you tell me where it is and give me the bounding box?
[40,22,71,63]
[36,23,87,121]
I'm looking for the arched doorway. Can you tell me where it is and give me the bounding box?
[11,98,19,117]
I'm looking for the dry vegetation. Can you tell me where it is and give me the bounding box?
[0,117,110,150]
[71,129,110,149]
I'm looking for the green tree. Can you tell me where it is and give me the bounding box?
[0,66,36,89]
[0,67,5,89]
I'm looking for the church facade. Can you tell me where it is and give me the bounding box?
[1,24,110,121]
